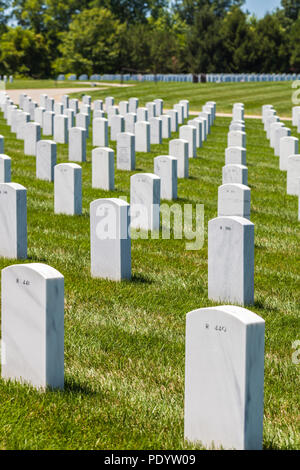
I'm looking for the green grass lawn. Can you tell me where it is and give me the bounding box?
[0,89,299,449]
[69,81,295,117]
[4,79,297,116]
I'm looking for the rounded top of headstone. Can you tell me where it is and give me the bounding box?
[0,182,26,191]
[131,172,160,182]
[209,215,254,227]
[90,197,129,210]
[186,306,265,326]
[55,163,81,170]
[0,154,11,160]
[2,263,64,280]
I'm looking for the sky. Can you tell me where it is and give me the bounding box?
[243,0,282,18]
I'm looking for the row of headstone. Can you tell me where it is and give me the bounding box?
[209,104,254,306]
[263,105,300,216]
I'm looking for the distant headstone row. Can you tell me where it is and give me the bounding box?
[55,73,300,83]
[266,105,300,220]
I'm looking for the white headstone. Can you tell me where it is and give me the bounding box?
[168,110,178,132]
[208,216,254,305]
[0,183,27,259]
[184,305,264,450]
[54,163,82,215]
[69,127,86,162]
[279,136,298,171]
[16,112,30,139]
[94,99,103,111]
[179,100,189,119]
[93,117,108,147]
[274,127,291,156]
[43,111,55,136]
[218,183,251,219]
[92,147,114,191]
[270,121,284,148]
[225,146,246,166]
[117,133,135,171]
[124,113,137,134]
[36,140,56,181]
[179,125,196,158]
[135,121,150,152]
[110,114,125,141]
[65,108,75,129]
[161,115,171,139]
[149,117,162,144]
[228,130,246,148]
[69,98,79,114]
[222,164,248,185]
[54,114,68,144]
[154,99,163,116]
[24,122,41,156]
[188,119,202,148]
[287,155,300,195]
[76,113,89,138]
[146,102,156,119]
[90,198,131,280]
[130,173,160,231]
[154,155,177,200]
[105,96,114,111]
[46,97,54,112]
[54,102,64,115]
[119,101,129,116]
[1,263,64,389]
[137,107,148,122]
[198,112,210,134]
[0,155,11,183]
[129,98,139,114]
[169,139,189,178]
[174,103,184,124]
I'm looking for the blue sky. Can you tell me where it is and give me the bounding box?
[243,0,282,18]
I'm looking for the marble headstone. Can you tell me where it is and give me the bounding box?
[168,110,178,132]
[179,125,196,158]
[54,114,68,144]
[0,183,27,259]
[24,122,41,156]
[36,140,56,181]
[228,131,246,149]
[184,305,265,450]
[110,115,125,141]
[1,263,64,389]
[117,133,135,171]
[43,111,55,136]
[149,117,162,144]
[218,183,251,219]
[130,173,160,232]
[169,139,189,178]
[69,127,86,162]
[54,163,82,215]
[135,121,150,152]
[93,117,108,147]
[154,155,177,200]
[90,198,131,281]
[208,216,254,305]
[287,155,300,195]
[0,155,11,183]
[225,147,246,166]
[161,115,171,139]
[279,136,298,171]
[222,164,248,186]
[92,147,114,191]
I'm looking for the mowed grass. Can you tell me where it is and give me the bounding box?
[4,79,297,116]
[70,80,295,117]
[0,89,299,449]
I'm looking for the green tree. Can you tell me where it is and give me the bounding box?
[220,8,258,72]
[0,1,10,34]
[0,26,50,76]
[175,0,245,24]
[54,8,125,75]
[289,17,300,71]
[281,0,300,20]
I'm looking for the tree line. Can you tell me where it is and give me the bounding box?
[0,0,299,78]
